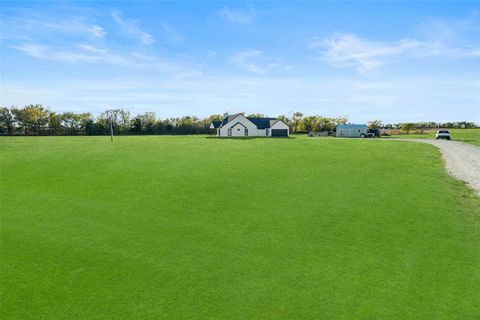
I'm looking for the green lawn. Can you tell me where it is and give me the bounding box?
[384,128,480,146]
[1,136,479,319]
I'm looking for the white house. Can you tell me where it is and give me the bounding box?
[210,114,289,137]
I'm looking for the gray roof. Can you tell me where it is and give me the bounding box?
[213,114,285,130]
[337,124,368,129]
[220,113,243,127]
[247,117,279,129]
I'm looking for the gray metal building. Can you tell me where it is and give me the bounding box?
[336,124,369,137]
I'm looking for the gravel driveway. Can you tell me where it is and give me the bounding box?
[394,139,480,195]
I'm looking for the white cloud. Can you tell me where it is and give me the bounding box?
[218,7,255,24]
[89,25,106,38]
[10,43,190,73]
[75,44,107,54]
[313,34,422,73]
[230,50,293,75]
[111,11,154,45]
[231,50,265,74]
[11,43,107,63]
[0,16,106,39]
[56,19,106,38]
[14,43,118,64]
[314,14,480,73]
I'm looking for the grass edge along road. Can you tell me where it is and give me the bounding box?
[1,136,480,319]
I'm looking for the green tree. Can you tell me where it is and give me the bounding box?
[206,114,223,122]
[48,112,62,135]
[335,116,348,126]
[0,107,15,135]
[61,112,81,134]
[99,109,131,132]
[177,116,199,134]
[401,123,416,134]
[11,104,50,135]
[246,113,265,118]
[291,112,304,133]
[368,119,383,129]
[317,117,333,132]
[302,116,319,132]
[78,113,93,133]
[84,119,96,135]
[132,112,156,134]
[277,114,289,124]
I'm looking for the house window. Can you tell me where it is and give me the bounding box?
[245,129,248,136]
[358,129,360,133]
[228,129,232,136]
[266,128,269,136]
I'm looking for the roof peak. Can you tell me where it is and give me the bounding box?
[215,114,286,129]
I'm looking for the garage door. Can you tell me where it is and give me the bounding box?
[271,129,288,137]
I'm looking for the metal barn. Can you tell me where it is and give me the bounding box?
[336,124,369,138]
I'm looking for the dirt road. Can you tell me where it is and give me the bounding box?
[395,139,480,195]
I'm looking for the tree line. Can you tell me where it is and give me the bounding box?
[367,120,478,134]
[0,105,477,136]
[0,106,348,136]
[381,121,478,130]
[0,105,223,136]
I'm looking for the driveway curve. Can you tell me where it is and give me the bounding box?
[393,139,480,195]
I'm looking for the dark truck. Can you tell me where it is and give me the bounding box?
[360,128,381,138]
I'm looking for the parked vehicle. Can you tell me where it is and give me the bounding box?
[435,130,451,140]
[360,128,381,138]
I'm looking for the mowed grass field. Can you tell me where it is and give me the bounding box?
[1,136,480,319]
[385,128,480,146]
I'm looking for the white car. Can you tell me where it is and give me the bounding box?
[435,130,451,140]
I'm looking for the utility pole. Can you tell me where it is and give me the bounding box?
[110,116,114,142]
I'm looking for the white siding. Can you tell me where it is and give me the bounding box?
[230,123,247,136]
[217,115,289,137]
[270,121,290,136]
[218,115,257,137]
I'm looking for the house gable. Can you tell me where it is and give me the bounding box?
[270,120,289,130]
[230,122,247,129]
[221,114,257,130]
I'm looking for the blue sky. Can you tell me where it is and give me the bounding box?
[1,1,479,123]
